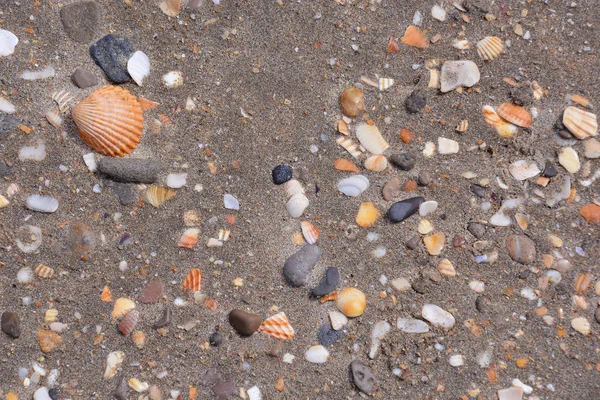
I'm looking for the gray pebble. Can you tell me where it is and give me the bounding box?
[518,269,531,280]
[554,282,568,295]
[0,112,18,134]
[388,197,425,223]
[153,307,171,329]
[558,129,573,139]
[212,379,237,400]
[283,244,322,287]
[106,181,138,205]
[405,90,426,113]
[468,222,486,239]
[210,332,223,347]
[418,171,432,186]
[312,267,340,296]
[475,296,487,312]
[317,324,343,346]
[97,158,160,183]
[48,388,60,400]
[60,1,100,43]
[350,360,376,395]
[471,184,485,198]
[0,163,14,178]
[390,152,416,171]
[90,34,134,83]
[382,177,401,201]
[114,376,128,400]
[72,68,98,89]
[411,277,429,294]
[405,233,420,250]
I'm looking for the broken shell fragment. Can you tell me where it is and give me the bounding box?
[162,71,183,88]
[455,120,468,133]
[104,351,124,379]
[378,77,395,91]
[476,36,504,61]
[259,312,295,340]
[334,158,360,173]
[340,86,364,118]
[178,228,200,248]
[364,155,388,172]
[424,232,446,255]
[440,60,480,93]
[387,36,399,53]
[562,106,598,139]
[112,298,136,320]
[558,147,580,174]
[128,378,149,393]
[305,345,330,363]
[118,309,139,336]
[336,136,363,158]
[45,109,62,128]
[580,204,600,224]
[336,287,366,317]
[509,160,541,181]
[329,311,348,330]
[355,123,389,155]
[401,25,429,49]
[37,328,62,353]
[146,185,175,208]
[356,202,381,228]
[181,268,202,292]
[26,195,58,213]
[337,175,369,197]
[52,90,74,114]
[422,304,455,329]
[127,50,150,86]
[497,103,533,128]
[34,264,55,279]
[301,221,320,244]
[482,105,518,138]
[286,193,309,218]
[284,179,305,197]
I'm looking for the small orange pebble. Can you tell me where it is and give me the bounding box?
[18,124,32,134]
[516,358,529,368]
[485,365,498,383]
[400,128,415,143]
[580,204,600,224]
[225,214,236,225]
[276,376,285,392]
[334,158,360,173]
[534,306,548,316]
[204,298,218,311]
[403,179,417,192]
[189,386,197,400]
[356,202,381,228]
[557,328,567,337]
[6,393,18,400]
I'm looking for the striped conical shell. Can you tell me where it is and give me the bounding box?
[118,309,139,336]
[181,268,202,292]
[72,86,144,157]
[259,312,295,340]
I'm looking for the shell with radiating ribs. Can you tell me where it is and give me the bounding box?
[35,263,55,279]
[563,106,598,139]
[72,86,144,157]
[476,36,504,61]
[181,268,202,292]
[259,312,295,340]
[497,102,533,128]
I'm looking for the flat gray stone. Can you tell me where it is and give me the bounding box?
[90,34,134,83]
[60,1,100,43]
[350,360,376,394]
[283,244,322,287]
[72,68,98,88]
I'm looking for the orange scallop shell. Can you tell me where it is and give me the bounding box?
[72,86,144,157]
[401,25,429,49]
[181,268,202,292]
[574,272,592,294]
[259,312,295,340]
[497,103,532,128]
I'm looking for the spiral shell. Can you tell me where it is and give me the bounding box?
[356,123,389,155]
[118,309,139,336]
[301,221,320,244]
[562,106,598,139]
[35,263,55,279]
[476,36,504,61]
[259,312,295,340]
[497,103,533,128]
[72,86,144,157]
[146,185,175,208]
[181,268,202,292]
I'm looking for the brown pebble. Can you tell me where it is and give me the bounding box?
[400,128,415,143]
[382,177,401,201]
[1,312,21,338]
[229,309,262,336]
[138,278,164,303]
[340,87,364,117]
[403,179,417,192]
[154,307,171,329]
[37,328,62,353]
[506,234,536,264]
[452,235,466,248]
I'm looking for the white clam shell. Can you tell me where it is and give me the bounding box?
[0,96,16,113]
[328,311,348,330]
[422,304,455,329]
[26,195,58,213]
[305,345,330,363]
[284,179,305,197]
[104,351,124,379]
[355,123,389,155]
[397,318,430,333]
[440,60,480,93]
[247,386,262,400]
[509,160,541,181]
[167,173,187,188]
[438,137,459,154]
[127,51,150,86]
[162,71,183,88]
[0,29,19,57]
[286,193,309,218]
[337,174,369,197]
[571,317,590,335]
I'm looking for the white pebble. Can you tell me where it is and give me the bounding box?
[19,140,46,161]
[247,386,262,400]
[431,4,447,21]
[33,387,52,400]
[82,153,97,172]
[17,267,34,284]
[167,173,187,188]
[0,29,19,57]
[305,345,330,363]
[369,320,391,359]
[282,353,295,364]
[448,354,465,367]
[0,96,16,113]
[469,280,485,293]
[423,141,435,157]
[438,137,459,154]
[512,379,533,394]
[422,304,455,329]
[397,318,429,333]
[223,194,240,210]
[162,71,183,88]
[520,287,538,300]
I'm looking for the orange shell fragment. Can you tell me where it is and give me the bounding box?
[259,312,295,340]
[401,25,429,49]
[334,158,360,173]
[181,268,202,292]
[580,203,600,224]
[101,285,113,302]
[356,202,381,228]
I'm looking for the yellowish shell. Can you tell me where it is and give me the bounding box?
[132,330,146,349]
[364,155,388,172]
[356,202,381,228]
[423,232,446,256]
[336,136,363,158]
[178,228,200,248]
[37,328,62,353]
[35,263,55,279]
[44,308,58,323]
[335,287,366,317]
[301,221,320,244]
[159,0,184,17]
[378,77,395,91]
[476,36,504,61]
[72,86,144,157]
[497,103,533,128]
[571,317,590,335]
[259,312,295,340]
[562,106,598,139]
[112,298,136,320]
[0,195,8,208]
[438,259,456,277]
[128,378,149,393]
[146,185,175,208]
[291,231,304,245]
[356,123,389,155]
[482,105,518,138]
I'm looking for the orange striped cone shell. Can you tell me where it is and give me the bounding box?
[181,268,202,292]
[259,312,295,340]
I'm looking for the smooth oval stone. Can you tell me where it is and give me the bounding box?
[389,152,416,171]
[422,304,455,329]
[228,309,261,336]
[1,311,21,338]
[382,177,400,201]
[48,388,60,400]
[350,360,376,395]
[468,222,486,239]
[506,234,536,264]
[397,318,429,333]
[272,164,293,185]
[283,244,322,287]
[97,158,160,183]
[312,267,340,296]
[388,197,425,222]
[72,67,98,88]
[60,1,99,43]
[418,171,432,186]
[114,376,128,400]
[90,34,134,83]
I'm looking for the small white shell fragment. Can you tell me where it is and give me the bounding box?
[247,386,262,400]
[423,141,435,157]
[369,320,391,359]
[0,96,16,113]
[83,153,97,172]
[431,4,447,21]
[223,194,240,210]
[378,77,395,91]
[546,270,562,284]
[127,50,150,86]
[422,304,455,329]
[355,123,389,155]
[128,378,149,392]
[498,387,524,400]
[33,387,51,400]
[438,137,459,154]
[19,140,46,161]
[186,97,196,111]
[397,318,429,333]
[282,353,295,363]
[45,109,62,128]
[20,66,55,80]
[16,225,42,253]
[546,176,571,207]
[162,71,183,88]
[476,349,492,368]
[452,39,470,49]
[509,160,541,180]
[337,175,369,197]
[511,379,533,395]
[104,351,124,379]
[286,193,309,218]
[462,171,477,179]
[0,29,19,57]
[490,197,522,227]
[206,238,223,247]
[17,267,34,284]
[167,173,187,189]
[305,345,330,363]
[26,195,59,213]
[448,354,465,367]
[520,287,537,300]
[391,277,411,293]
[440,60,480,93]
[419,200,438,216]
[49,322,68,333]
[284,179,305,197]
[558,147,581,173]
[469,280,485,293]
[571,317,590,335]
[173,297,187,306]
[329,311,348,330]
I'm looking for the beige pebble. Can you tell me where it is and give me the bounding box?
[548,234,563,247]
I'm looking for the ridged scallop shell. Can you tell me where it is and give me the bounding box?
[356,123,389,155]
[497,103,532,128]
[356,202,381,227]
[159,0,183,17]
[335,287,366,317]
[259,312,295,340]
[328,311,348,330]
[336,136,363,158]
[35,263,55,279]
[456,119,468,133]
[72,86,144,157]
[286,193,309,218]
[574,272,592,293]
[127,51,150,86]
[104,351,124,379]
[45,108,62,128]
[146,185,175,208]
[284,179,305,197]
[181,268,202,292]
[301,221,320,244]
[401,25,429,49]
[112,298,136,320]
[52,90,74,114]
[178,228,200,248]
[476,36,504,61]
[334,158,359,173]
[364,155,388,172]
[26,195,58,213]
[44,309,58,323]
[337,174,369,197]
[438,259,456,277]
[218,229,230,241]
[132,330,145,349]
[118,309,139,336]
[563,106,598,139]
[482,105,518,138]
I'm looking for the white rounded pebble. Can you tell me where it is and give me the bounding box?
[224,194,240,210]
[431,4,447,21]
[19,140,46,161]
[49,322,68,333]
[26,195,58,213]
[33,387,52,400]
[167,173,187,188]
[391,277,411,293]
[162,70,183,88]
[469,280,485,293]
[305,345,330,363]
[419,200,438,216]
[0,96,16,113]
[0,29,19,57]
[423,141,435,157]
[520,287,537,300]
[17,267,34,284]
[449,354,465,367]
[422,304,455,329]
[282,353,295,363]
[397,318,429,333]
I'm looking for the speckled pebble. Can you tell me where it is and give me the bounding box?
[317,324,343,346]
[382,177,401,201]
[272,164,293,185]
[390,152,416,171]
[350,360,376,395]
[60,1,100,43]
[283,244,322,287]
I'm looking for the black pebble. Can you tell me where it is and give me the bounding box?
[317,324,343,346]
[48,388,60,400]
[312,267,340,296]
[210,332,223,347]
[390,152,416,171]
[272,164,293,185]
[471,184,485,198]
[405,90,427,113]
[542,163,557,178]
[90,34,134,83]
[388,197,425,223]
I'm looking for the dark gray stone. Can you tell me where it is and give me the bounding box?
[471,184,485,198]
[272,164,293,185]
[388,197,425,223]
[106,181,138,205]
[418,171,432,186]
[90,34,134,83]
[390,152,416,171]
[318,324,343,346]
[543,162,557,178]
[518,269,531,280]
[405,233,420,250]
[312,267,340,296]
[411,277,429,294]
[153,307,171,329]
[60,1,100,43]
[210,332,223,347]
[48,388,60,400]
[405,90,426,113]
[1,311,20,338]
[72,68,98,89]
[114,376,128,400]
[558,129,573,139]
[283,244,322,287]
[228,309,261,336]
[0,112,18,134]
[97,158,160,183]
[509,86,534,107]
[350,360,376,395]
[0,163,13,178]
[475,296,487,312]
[468,222,486,239]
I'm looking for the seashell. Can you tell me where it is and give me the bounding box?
[482,105,518,138]
[44,309,58,323]
[397,318,430,333]
[45,108,62,128]
[369,320,391,359]
[423,232,446,255]
[132,330,145,349]
[334,158,360,173]
[359,76,378,88]
[146,185,175,208]
[401,25,428,49]
[417,219,433,234]
[0,96,16,113]
[301,221,320,244]
[509,160,541,181]
[449,355,465,367]
[138,278,163,303]
[37,328,62,353]
[452,39,470,49]
[419,200,438,216]
[286,193,309,218]
[497,102,532,128]
[112,298,136,320]
[17,267,34,284]
[378,77,395,91]
[128,378,149,393]
[572,295,589,310]
[336,136,363,158]
[431,4,446,20]
[329,311,348,330]
[580,203,600,224]
[386,35,399,53]
[72,86,144,157]
[16,225,43,254]
[0,195,8,208]
[336,287,366,317]
[223,193,239,210]
[101,285,112,302]
[438,137,459,154]
[339,86,364,118]
[356,202,381,227]
[218,229,230,241]
[35,263,55,279]
[127,51,150,86]
[476,36,504,61]
[532,81,545,100]
[137,97,160,111]
[456,119,468,133]
[562,106,597,139]
[284,179,305,197]
[26,195,58,213]
[428,68,440,88]
[52,90,74,114]
[118,309,139,336]
[440,60,480,93]
[292,231,304,245]
[159,0,183,17]
[571,317,590,335]
[558,147,580,174]
[181,268,202,292]
[574,272,592,293]
[364,155,388,172]
[337,120,349,135]
[438,258,456,277]
[0,29,19,57]
[305,345,330,364]
[259,312,295,340]
[206,238,223,247]
[355,123,389,155]
[422,304,455,329]
[178,228,200,248]
[570,94,591,109]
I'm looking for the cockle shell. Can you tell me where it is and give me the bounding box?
[378,78,395,91]
[356,123,389,155]
[284,179,305,197]
[476,36,504,61]
[339,86,364,118]
[286,193,309,218]
[440,60,480,92]
[52,90,74,114]
[159,0,183,16]
[118,309,139,336]
[128,378,149,393]
[401,25,429,49]
[26,195,58,213]
[334,158,360,173]
[356,202,381,228]
[146,185,175,208]
[112,298,136,320]
[563,106,598,139]
[45,109,62,128]
[301,221,320,244]
[44,309,58,323]
[497,103,533,128]
[72,86,144,157]
[329,311,348,330]
[338,175,369,197]
[364,155,388,172]
[127,51,150,86]
[305,345,330,363]
[259,312,295,340]
[336,136,363,158]
[181,268,202,292]
[35,263,55,279]
[438,259,456,277]
[482,105,518,138]
[336,287,366,317]
[571,317,590,335]
[178,228,200,248]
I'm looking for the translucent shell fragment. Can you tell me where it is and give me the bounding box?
[181,268,202,292]
[356,123,389,155]
[401,25,429,49]
[259,312,295,340]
